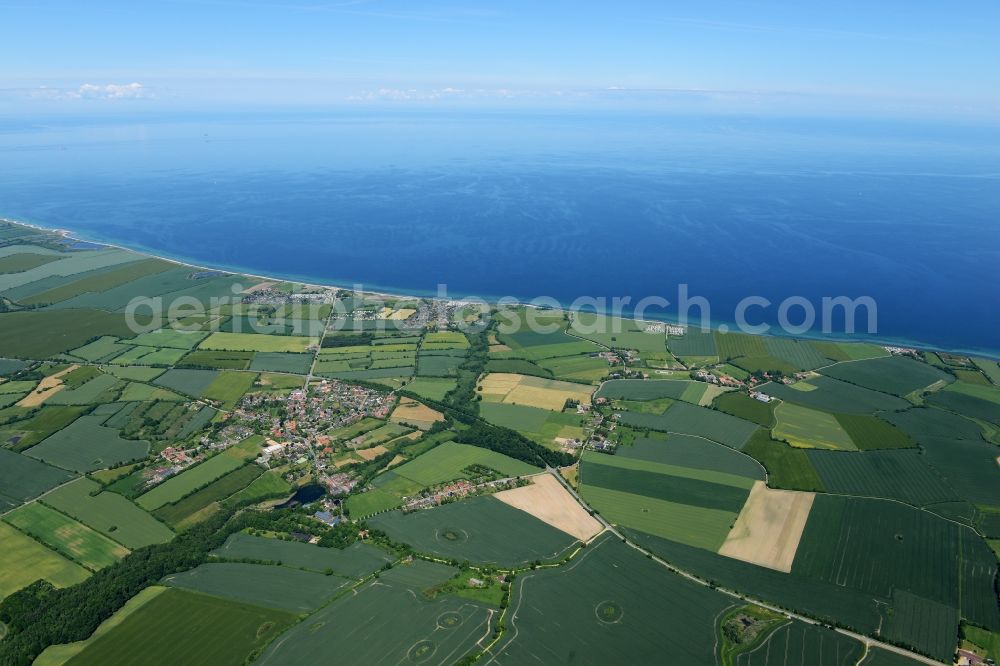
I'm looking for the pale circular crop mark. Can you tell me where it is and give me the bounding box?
[595,600,624,624]
[407,640,437,663]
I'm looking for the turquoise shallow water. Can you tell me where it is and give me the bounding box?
[1,111,998,355]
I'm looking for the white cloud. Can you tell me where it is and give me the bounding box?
[68,82,149,100]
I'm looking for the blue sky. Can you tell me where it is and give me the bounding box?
[2,0,998,118]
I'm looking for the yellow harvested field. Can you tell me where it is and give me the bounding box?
[717,481,814,573]
[388,308,416,320]
[699,384,731,406]
[17,365,78,408]
[389,397,444,430]
[240,281,275,294]
[387,454,406,468]
[356,445,388,461]
[478,373,593,411]
[494,473,603,542]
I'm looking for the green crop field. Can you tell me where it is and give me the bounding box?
[713,391,776,426]
[715,331,768,359]
[882,590,959,661]
[153,464,262,527]
[478,401,551,432]
[944,380,1000,405]
[369,496,578,567]
[0,448,75,510]
[0,405,87,452]
[773,402,856,450]
[621,528,883,637]
[130,328,209,349]
[46,373,122,405]
[619,401,758,449]
[927,390,1000,426]
[0,252,60,273]
[581,484,736,550]
[415,353,462,377]
[4,502,128,570]
[0,522,90,599]
[730,354,799,376]
[22,259,172,306]
[616,434,765,480]
[492,534,732,664]
[64,588,296,666]
[0,309,139,359]
[567,313,667,352]
[886,407,1000,505]
[736,621,864,666]
[741,430,824,491]
[43,478,174,549]
[789,494,994,647]
[764,337,832,371]
[402,376,457,401]
[821,355,952,397]
[200,331,317,353]
[248,352,313,374]
[178,349,253,370]
[832,413,913,449]
[763,376,910,414]
[137,452,246,510]
[0,248,139,293]
[256,571,492,666]
[806,449,957,505]
[345,487,404,518]
[164,562,351,613]
[223,470,292,506]
[582,456,750,511]
[972,358,1000,385]
[152,368,220,396]
[390,441,537,487]
[200,370,257,408]
[536,354,608,382]
[25,414,149,473]
[666,329,718,357]
[68,336,126,362]
[597,379,698,401]
[213,533,391,578]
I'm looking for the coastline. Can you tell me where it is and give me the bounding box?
[4,216,998,361]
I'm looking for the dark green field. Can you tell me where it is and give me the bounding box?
[886,407,1000,505]
[491,534,733,664]
[616,434,765,480]
[256,571,492,666]
[806,449,956,505]
[832,413,913,449]
[740,431,824,491]
[65,588,296,666]
[368,496,578,567]
[163,562,351,613]
[0,309,139,359]
[213,533,391,578]
[820,355,952,397]
[596,378,695,401]
[0,448,75,510]
[762,376,909,414]
[736,622,863,665]
[713,391,776,426]
[25,415,149,473]
[619,401,758,449]
[153,464,263,527]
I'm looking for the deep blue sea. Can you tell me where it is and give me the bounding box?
[1,111,998,355]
